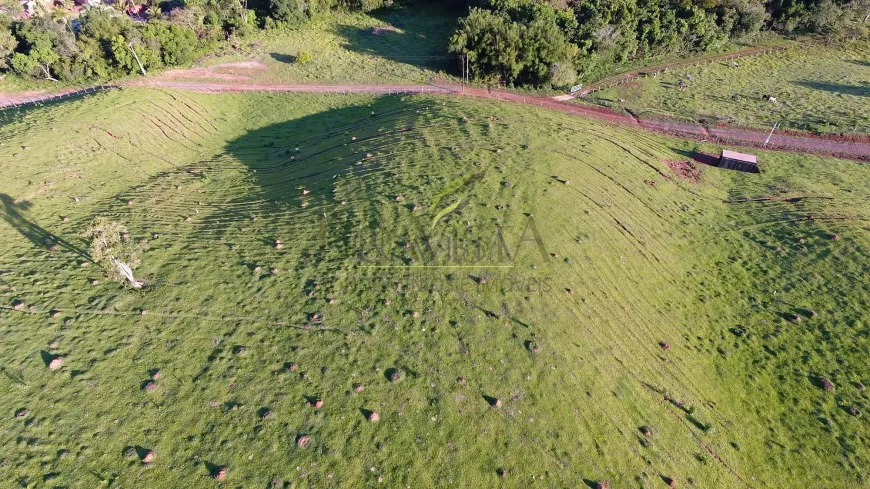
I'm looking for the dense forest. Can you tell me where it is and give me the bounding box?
[0,0,868,86]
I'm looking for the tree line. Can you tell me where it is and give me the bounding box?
[0,0,867,85]
[0,0,397,83]
[449,0,870,87]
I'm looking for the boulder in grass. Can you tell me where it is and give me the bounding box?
[313,399,324,409]
[48,357,64,370]
[12,300,25,310]
[368,411,380,422]
[215,467,227,480]
[818,377,834,390]
[142,451,155,463]
[595,482,610,489]
[296,435,310,448]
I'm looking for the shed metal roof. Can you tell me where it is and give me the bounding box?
[721,149,758,163]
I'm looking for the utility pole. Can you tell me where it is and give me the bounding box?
[128,43,147,76]
[764,121,779,146]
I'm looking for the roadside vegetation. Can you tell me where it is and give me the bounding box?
[584,40,870,134]
[2,0,869,90]
[0,88,868,487]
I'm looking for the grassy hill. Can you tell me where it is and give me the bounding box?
[585,41,870,135]
[0,89,868,488]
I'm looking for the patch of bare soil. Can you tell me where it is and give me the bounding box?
[663,159,703,183]
[159,61,268,81]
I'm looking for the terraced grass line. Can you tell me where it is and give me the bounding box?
[0,89,867,488]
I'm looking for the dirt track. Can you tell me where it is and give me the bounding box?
[3,79,870,162]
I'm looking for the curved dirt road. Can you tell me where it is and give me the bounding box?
[3,79,870,162]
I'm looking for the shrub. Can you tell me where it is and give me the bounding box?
[86,217,147,288]
[296,50,313,63]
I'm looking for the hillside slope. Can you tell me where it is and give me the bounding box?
[0,90,867,488]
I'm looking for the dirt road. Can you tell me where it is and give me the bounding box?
[3,79,870,162]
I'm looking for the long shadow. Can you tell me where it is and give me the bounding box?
[793,80,870,98]
[0,193,92,260]
[185,95,465,267]
[845,59,870,67]
[334,4,460,74]
[668,147,719,167]
[270,53,296,64]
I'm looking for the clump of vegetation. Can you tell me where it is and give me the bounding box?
[86,217,147,288]
[296,50,313,64]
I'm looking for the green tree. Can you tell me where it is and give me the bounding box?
[0,23,15,71]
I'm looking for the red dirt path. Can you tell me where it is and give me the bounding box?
[3,79,870,162]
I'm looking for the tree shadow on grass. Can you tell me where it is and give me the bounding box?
[845,59,870,68]
[270,53,296,64]
[187,95,466,268]
[793,80,870,98]
[333,4,460,74]
[0,193,92,260]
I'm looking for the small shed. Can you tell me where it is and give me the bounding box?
[718,149,759,173]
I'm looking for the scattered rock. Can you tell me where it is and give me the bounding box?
[818,377,834,390]
[486,396,501,408]
[313,399,324,409]
[274,240,283,249]
[270,267,279,275]
[215,467,227,480]
[566,288,574,294]
[144,382,157,392]
[525,341,540,353]
[296,435,310,448]
[288,363,297,371]
[831,233,840,240]
[48,357,64,370]
[142,451,155,463]
[411,311,419,318]
[659,341,671,350]
[12,300,25,310]
[15,409,29,419]
[354,383,364,392]
[640,426,652,437]
[389,369,403,382]
[595,481,610,489]
[848,406,861,416]
[788,314,801,322]
[368,411,380,422]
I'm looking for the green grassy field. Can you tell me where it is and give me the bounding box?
[188,6,459,85]
[585,41,870,135]
[0,88,868,488]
